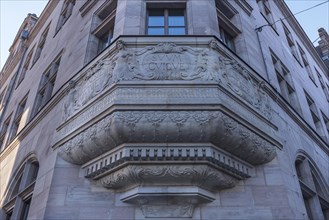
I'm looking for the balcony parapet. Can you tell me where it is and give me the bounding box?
[52,36,281,217]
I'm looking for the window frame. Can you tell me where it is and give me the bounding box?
[2,159,39,220]
[295,155,329,219]
[31,56,61,119]
[0,114,12,151]
[32,25,50,65]
[56,0,76,33]
[8,94,28,142]
[146,6,187,35]
[84,0,118,63]
[16,46,34,88]
[271,51,300,112]
[215,0,240,52]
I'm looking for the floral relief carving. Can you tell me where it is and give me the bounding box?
[58,111,276,166]
[97,165,238,191]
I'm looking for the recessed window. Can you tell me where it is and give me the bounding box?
[257,0,277,30]
[0,88,6,107]
[85,0,117,63]
[3,159,39,220]
[304,91,321,132]
[282,22,300,60]
[56,0,76,32]
[147,8,186,35]
[8,94,28,142]
[31,56,61,118]
[32,25,49,64]
[17,47,34,88]
[322,113,329,143]
[295,156,329,219]
[216,0,240,52]
[271,51,300,112]
[315,68,329,101]
[0,115,11,151]
[219,28,236,52]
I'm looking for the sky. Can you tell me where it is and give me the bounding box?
[0,0,328,70]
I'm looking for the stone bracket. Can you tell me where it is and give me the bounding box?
[120,186,215,218]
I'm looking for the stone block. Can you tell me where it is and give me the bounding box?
[252,186,289,207]
[220,187,253,207]
[264,166,284,186]
[200,207,273,220]
[44,206,80,220]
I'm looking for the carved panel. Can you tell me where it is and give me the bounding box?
[63,40,272,120]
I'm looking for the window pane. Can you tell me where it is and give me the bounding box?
[168,10,184,27]
[148,28,165,35]
[168,27,185,35]
[148,10,164,26]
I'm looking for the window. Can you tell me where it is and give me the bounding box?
[271,52,300,112]
[17,47,34,87]
[31,56,60,118]
[32,26,49,64]
[147,8,186,35]
[257,0,277,30]
[85,0,117,62]
[315,68,329,101]
[322,113,329,142]
[56,0,76,32]
[8,95,28,142]
[0,115,11,151]
[216,0,240,52]
[0,88,6,107]
[298,44,316,84]
[2,159,39,220]
[282,22,299,60]
[295,156,329,220]
[304,91,321,131]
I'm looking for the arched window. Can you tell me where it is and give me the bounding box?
[295,155,329,220]
[2,158,39,220]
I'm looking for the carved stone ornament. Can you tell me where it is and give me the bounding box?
[119,185,216,218]
[53,37,281,218]
[58,111,276,166]
[97,164,238,191]
[63,40,272,120]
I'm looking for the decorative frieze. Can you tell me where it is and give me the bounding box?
[57,110,277,166]
[63,39,272,120]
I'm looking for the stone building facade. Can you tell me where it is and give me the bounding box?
[0,0,328,219]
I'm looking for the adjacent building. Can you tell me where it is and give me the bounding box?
[316,28,329,69]
[0,0,328,219]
